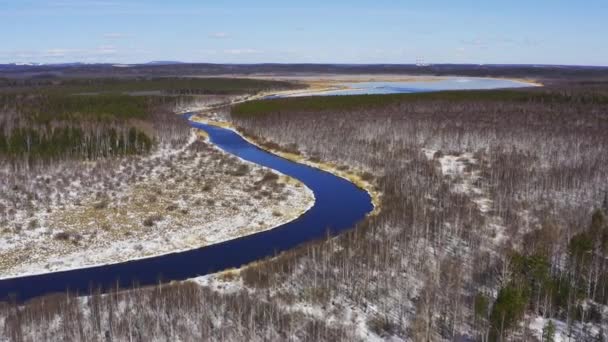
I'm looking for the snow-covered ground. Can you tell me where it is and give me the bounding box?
[193,267,410,342]
[422,149,507,247]
[0,130,314,279]
[527,315,605,341]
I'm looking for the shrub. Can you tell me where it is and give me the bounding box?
[53,231,71,241]
[260,171,279,183]
[309,155,322,163]
[241,265,272,288]
[143,214,164,227]
[360,171,374,182]
[28,219,39,230]
[367,315,399,337]
[93,199,109,210]
[71,233,83,245]
[232,164,250,176]
[336,164,349,171]
[218,269,239,282]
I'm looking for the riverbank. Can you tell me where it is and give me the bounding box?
[189,115,381,214]
[0,128,314,280]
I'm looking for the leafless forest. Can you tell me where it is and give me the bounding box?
[230,84,608,340]
[1,81,608,341]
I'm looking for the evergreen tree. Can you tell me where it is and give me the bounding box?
[489,284,529,341]
[542,320,555,342]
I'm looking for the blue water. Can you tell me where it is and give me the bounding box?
[273,78,532,97]
[0,118,373,302]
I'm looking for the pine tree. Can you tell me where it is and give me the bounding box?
[542,320,555,342]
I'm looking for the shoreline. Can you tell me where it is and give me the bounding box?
[485,76,543,87]
[198,73,543,91]
[0,200,315,282]
[265,76,542,98]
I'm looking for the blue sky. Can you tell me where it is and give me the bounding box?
[1,0,607,65]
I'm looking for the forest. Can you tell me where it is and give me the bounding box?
[1,77,608,341]
[0,77,296,166]
[0,77,302,95]
[230,83,608,341]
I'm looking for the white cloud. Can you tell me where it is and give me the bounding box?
[223,49,261,55]
[103,32,130,39]
[1,50,36,59]
[198,49,219,55]
[47,1,123,8]
[0,46,120,62]
[209,32,230,39]
[522,38,543,47]
[460,38,489,49]
[0,1,147,16]
[460,35,543,49]
[95,45,118,55]
[43,48,76,58]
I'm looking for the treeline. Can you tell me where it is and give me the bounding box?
[0,77,303,96]
[0,76,302,165]
[0,126,152,162]
[0,93,188,165]
[233,87,608,118]
[0,281,354,341]
[2,93,150,123]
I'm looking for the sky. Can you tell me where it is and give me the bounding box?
[0,0,607,66]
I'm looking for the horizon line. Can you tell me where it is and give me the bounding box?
[3,61,608,68]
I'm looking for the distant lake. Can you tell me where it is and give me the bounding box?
[284,77,534,97]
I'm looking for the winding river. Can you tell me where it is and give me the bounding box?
[0,77,532,302]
